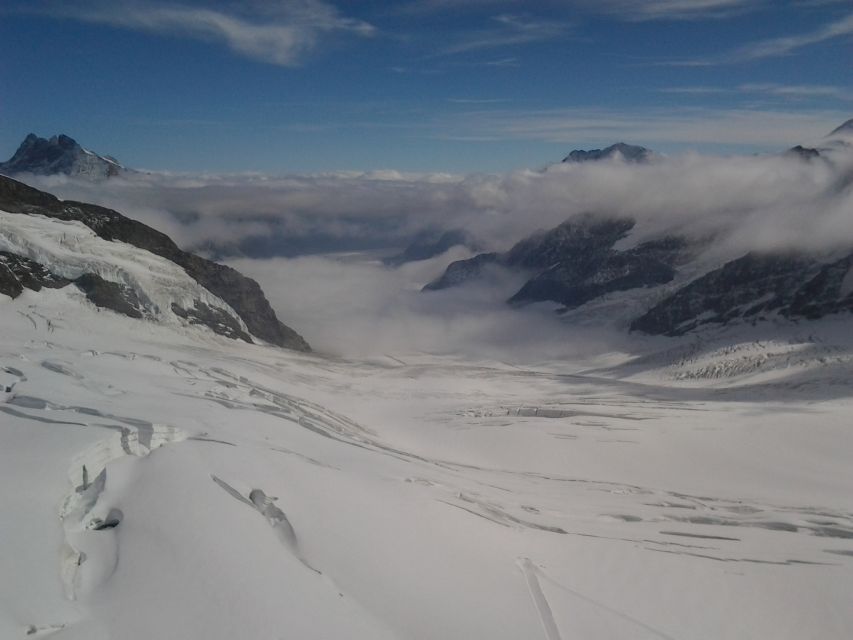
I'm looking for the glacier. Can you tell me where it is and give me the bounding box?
[2,271,853,638]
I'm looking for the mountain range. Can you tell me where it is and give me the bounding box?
[426,119,853,335]
[3,123,853,341]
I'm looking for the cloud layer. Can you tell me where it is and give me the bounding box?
[18,130,853,356]
[25,130,853,256]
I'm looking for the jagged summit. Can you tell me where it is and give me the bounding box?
[562,142,653,164]
[0,133,126,179]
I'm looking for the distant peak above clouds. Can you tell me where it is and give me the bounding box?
[562,142,655,164]
[829,118,853,137]
[0,133,127,180]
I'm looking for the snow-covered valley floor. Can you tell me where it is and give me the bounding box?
[2,289,852,639]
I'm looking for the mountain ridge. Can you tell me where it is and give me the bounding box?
[0,175,309,350]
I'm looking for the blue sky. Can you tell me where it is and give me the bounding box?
[1,0,851,172]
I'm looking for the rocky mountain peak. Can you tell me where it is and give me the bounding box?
[562,142,653,164]
[0,133,126,179]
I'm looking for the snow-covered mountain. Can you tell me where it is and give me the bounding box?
[426,120,853,336]
[631,250,853,335]
[424,216,694,310]
[0,175,309,350]
[426,213,853,335]
[0,134,127,179]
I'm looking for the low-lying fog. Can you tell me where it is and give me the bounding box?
[17,131,853,357]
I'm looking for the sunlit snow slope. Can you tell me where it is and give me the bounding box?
[2,288,853,637]
[0,210,246,331]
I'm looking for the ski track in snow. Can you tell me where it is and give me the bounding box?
[518,557,679,640]
[517,557,563,640]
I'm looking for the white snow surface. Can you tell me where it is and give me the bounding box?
[1,287,853,638]
[0,210,248,334]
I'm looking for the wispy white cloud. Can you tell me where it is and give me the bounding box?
[662,83,853,101]
[660,86,730,95]
[732,11,853,60]
[447,98,512,104]
[396,0,761,21]
[482,56,522,67]
[438,14,569,55]
[392,0,522,15]
[26,0,375,66]
[439,106,850,148]
[571,0,763,21]
[739,83,853,101]
[667,11,853,65]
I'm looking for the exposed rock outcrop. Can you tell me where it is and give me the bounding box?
[425,216,690,311]
[0,251,71,297]
[509,237,688,309]
[630,251,853,336]
[74,273,145,319]
[171,302,254,343]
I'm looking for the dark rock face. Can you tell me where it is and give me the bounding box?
[510,237,687,309]
[178,255,309,350]
[74,273,144,319]
[171,302,253,342]
[503,217,635,271]
[0,175,309,350]
[629,251,853,336]
[423,253,501,291]
[0,252,70,297]
[787,253,853,319]
[0,262,24,299]
[426,217,635,294]
[0,134,124,178]
[425,216,685,310]
[787,145,821,160]
[562,143,653,164]
[384,229,477,267]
